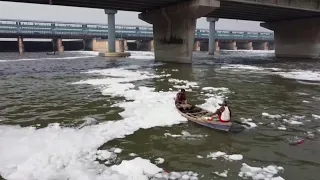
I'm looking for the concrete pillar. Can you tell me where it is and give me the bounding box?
[252,42,268,50]
[139,0,220,63]
[219,40,237,50]
[150,40,154,51]
[105,9,117,53]
[261,18,320,59]
[193,41,200,51]
[207,17,219,55]
[18,36,24,55]
[56,38,64,53]
[237,41,253,50]
[215,40,220,51]
[115,39,125,52]
[124,39,128,51]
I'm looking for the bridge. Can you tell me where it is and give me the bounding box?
[0,19,273,40]
[0,19,274,53]
[1,0,320,62]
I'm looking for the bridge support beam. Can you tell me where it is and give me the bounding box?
[139,0,220,63]
[207,17,219,55]
[237,41,253,50]
[261,18,320,59]
[17,36,24,55]
[105,9,117,53]
[219,40,237,50]
[252,42,268,50]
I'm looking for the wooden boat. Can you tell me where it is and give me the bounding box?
[176,104,233,132]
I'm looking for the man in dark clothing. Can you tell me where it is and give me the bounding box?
[175,89,191,110]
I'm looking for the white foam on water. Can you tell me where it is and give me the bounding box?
[201,87,230,93]
[155,157,165,164]
[0,55,96,63]
[262,113,282,119]
[196,155,203,159]
[302,100,310,103]
[312,114,320,119]
[128,51,155,60]
[0,66,190,180]
[240,118,258,129]
[282,115,305,125]
[153,171,199,180]
[297,92,310,96]
[113,148,123,154]
[277,125,287,131]
[169,79,199,89]
[214,170,228,177]
[221,64,281,72]
[198,96,225,113]
[207,151,243,161]
[78,117,98,129]
[164,131,206,139]
[110,157,162,179]
[283,119,303,125]
[275,70,320,82]
[239,163,284,180]
[129,153,138,157]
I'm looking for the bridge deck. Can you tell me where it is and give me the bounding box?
[3,0,320,22]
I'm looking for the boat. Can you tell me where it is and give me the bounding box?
[176,104,245,132]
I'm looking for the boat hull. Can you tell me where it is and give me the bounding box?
[176,105,232,132]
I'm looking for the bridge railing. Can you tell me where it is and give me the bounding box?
[0,19,274,40]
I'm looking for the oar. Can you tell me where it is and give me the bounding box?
[233,120,251,127]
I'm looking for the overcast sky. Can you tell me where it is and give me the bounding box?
[0,1,271,32]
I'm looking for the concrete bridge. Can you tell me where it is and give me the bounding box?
[0,19,274,53]
[2,0,320,62]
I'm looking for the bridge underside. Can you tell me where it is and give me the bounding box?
[3,0,320,62]
[4,0,320,21]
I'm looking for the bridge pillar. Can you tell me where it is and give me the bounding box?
[261,18,320,59]
[193,41,201,51]
[105,9,117,53]
[219,40,237,50]
[56,38,64,53]
[252,42,268,50]
[124,39,128,51]
[237,41,253,50]
[207,17,219,55]
[17,36,24,55]
[150,40,154,51]
[138,0,220,63]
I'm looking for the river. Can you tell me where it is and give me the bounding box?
[0,50,319,180]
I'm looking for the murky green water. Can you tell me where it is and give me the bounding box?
[0,51,320,180]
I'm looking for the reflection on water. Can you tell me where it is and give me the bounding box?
[0,50,320,180]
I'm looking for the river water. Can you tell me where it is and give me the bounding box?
[0,50,319,180]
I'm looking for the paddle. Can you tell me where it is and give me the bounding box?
[233,120,251,127]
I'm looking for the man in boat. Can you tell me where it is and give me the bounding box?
[212,100,231,123]
[175,89,192,111]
